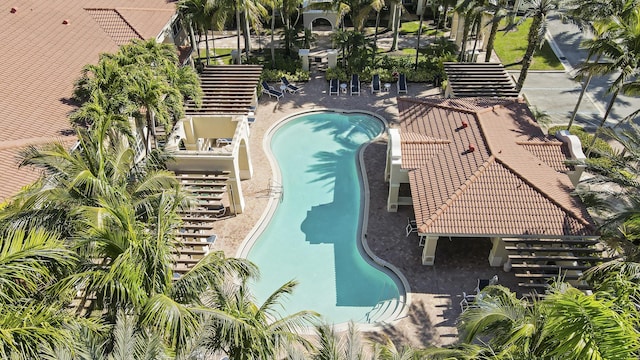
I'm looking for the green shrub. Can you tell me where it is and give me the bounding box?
[547,126,613,156]
[261,68,310,82]
[325,67,349,82]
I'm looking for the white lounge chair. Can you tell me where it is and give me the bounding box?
[329,78,339,95]
[281,77,300,93]
[350,74,360,96]
[261,80,283,100]
[371,74,381,93]
[397,73,407,94]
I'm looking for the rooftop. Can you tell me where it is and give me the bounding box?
[397,97,596,238]
[0,0,177,200]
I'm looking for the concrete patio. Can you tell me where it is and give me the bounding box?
[207,71,521,347]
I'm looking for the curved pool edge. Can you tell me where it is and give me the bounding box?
[235,108,412,332]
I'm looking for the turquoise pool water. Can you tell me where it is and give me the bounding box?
[246,111,401,324]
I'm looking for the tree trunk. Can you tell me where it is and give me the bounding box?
[204,30,211,65]
[243,12,252,57]
[484,15,500,62]
[586,89,619,157]
[415,12,424,69]
[271,7,276,63]
[236,5,243,65]
[458,14,472,61]
[515,16,542,91]
[567,73,592,130]
[391,5,401,51]
[567,54,596,130]
[187,21,198,65]
[470,15,481,60]
[373,10,381,63]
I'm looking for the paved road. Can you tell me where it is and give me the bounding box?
[520,13,640,129]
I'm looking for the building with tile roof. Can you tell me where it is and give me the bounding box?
[385,98,601,291]
[0,0,187,201]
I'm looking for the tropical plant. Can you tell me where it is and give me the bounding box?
[194,279,318,360]
[507,0,559,91]
[577,7,640,155]
[457,283,640,359]
[0,228,101,359]
[482,0,510,62]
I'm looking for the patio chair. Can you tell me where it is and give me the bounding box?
[460,291,477,312]
[261,80,283,100]
[397,73,407,94]
[371,74,381,93]
[406,217,418,237]
[329,78,339,96]
[475,275,499,294]
[350,74,360,96]
[281,77,300,93]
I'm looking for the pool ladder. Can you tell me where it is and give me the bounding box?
[268,178,284,202]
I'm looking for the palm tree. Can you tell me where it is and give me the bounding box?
[579,9,640,155]
[0,228,101,359]
[563,0,640,130]
[482,0,509,62]
[505,0,558,90]
[42,311,171,360]
[195,279,318,360]
[212,0,267,64]
[312,322,365,359]
[178,0,214,65]
[457,284,640,358]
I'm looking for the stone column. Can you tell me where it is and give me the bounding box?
[422,236,439,265]
[299,49,310,71]
[488,237,508,267]
[327,50,338,69]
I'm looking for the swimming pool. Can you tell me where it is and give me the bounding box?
[242,111,404,325]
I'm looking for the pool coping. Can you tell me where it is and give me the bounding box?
[236,108,412,333]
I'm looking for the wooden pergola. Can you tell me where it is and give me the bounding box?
[443,62,520,98]
[185,65,263,115]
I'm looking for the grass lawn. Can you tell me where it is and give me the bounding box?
[197,48,233,65]
[400,21,432,35]
[493,18,563,71]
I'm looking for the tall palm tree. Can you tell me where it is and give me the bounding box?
[482,0,509,62]
[564,0,640,130]
[509,0,558,91]
[458,284,640,358]
[212,0,267,64]
[178,0,214,65]
[0,228,101,359]
[579,8,640,155]
[195,279,318,360]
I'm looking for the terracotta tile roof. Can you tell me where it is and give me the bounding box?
[398,97,596,238]
[0,0,176,201]
[85,8,143,46]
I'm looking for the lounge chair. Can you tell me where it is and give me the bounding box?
[350,74,360,96]
[397,73,407,94]
[371,74,381,93]
[281,77,300,93]
[261,80,283,100]
[329,78,339,95]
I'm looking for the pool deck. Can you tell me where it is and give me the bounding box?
[210,72,520,347]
